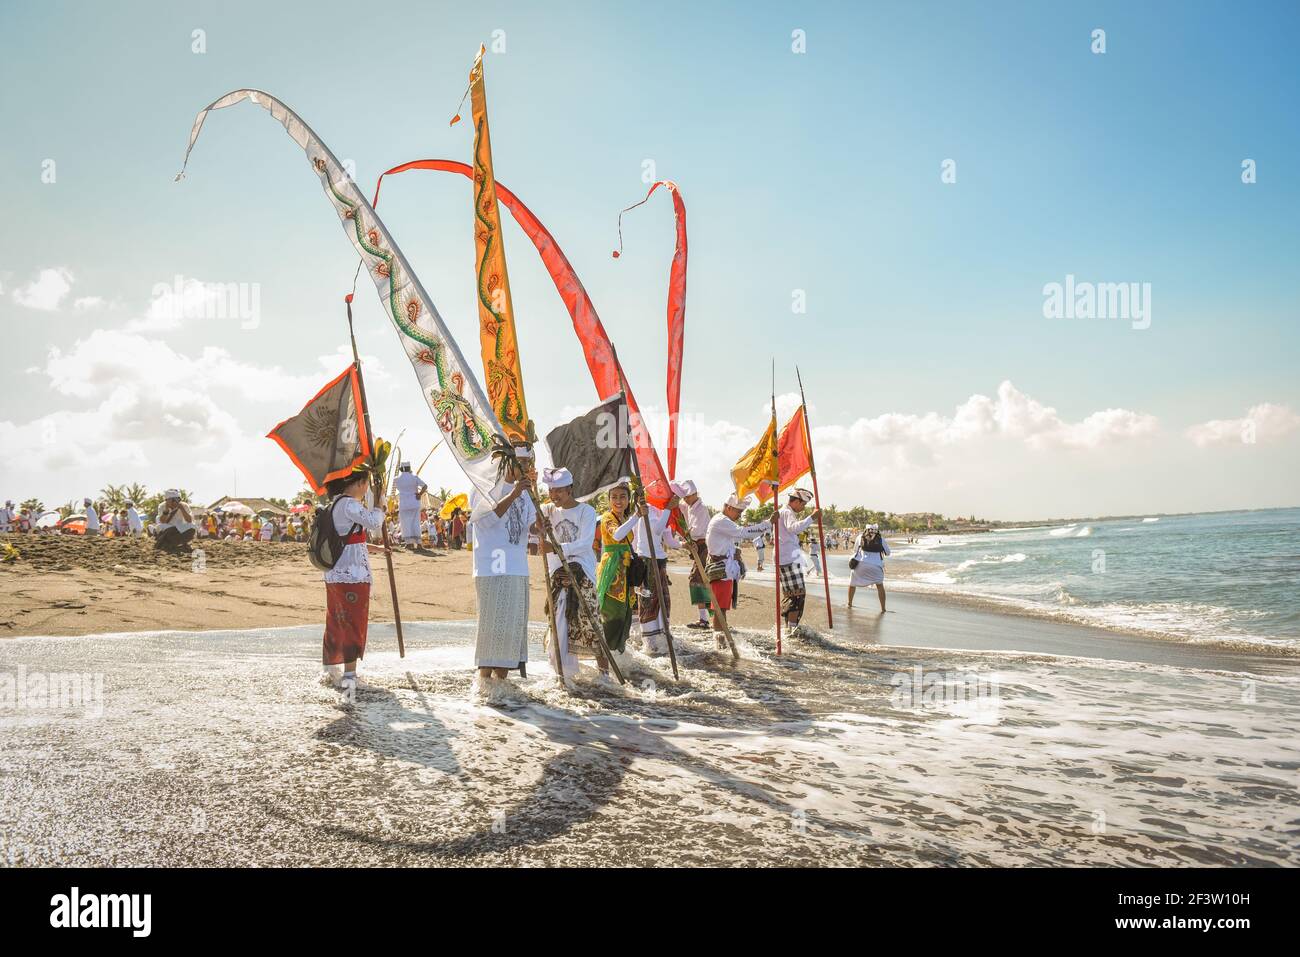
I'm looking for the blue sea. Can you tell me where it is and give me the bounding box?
[823,508,1300,655]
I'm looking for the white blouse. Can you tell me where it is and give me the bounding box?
[323,496,386,584]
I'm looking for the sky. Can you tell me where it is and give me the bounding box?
[1,0,1297,520]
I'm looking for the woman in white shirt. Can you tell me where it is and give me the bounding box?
[468,444,537,681]
[848,524,890,612]
[322,470,386,701]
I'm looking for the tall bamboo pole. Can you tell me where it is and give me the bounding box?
[345,295,405,658]
[797,367,833,629]
[610,350,679,680]
[772,360,782,657]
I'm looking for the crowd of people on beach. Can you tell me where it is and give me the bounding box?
[3,459,892,706]
[311,445,893,704]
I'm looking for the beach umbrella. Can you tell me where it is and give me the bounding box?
[60,517,86,535]
[290,503,313,514]
[34,511,61,529]
[221,501,255,516]
[439,494,468,519]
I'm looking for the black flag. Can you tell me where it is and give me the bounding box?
[545,393,634,501]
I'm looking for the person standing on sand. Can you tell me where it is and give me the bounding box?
[848,524,890,612]
[320,469,386,704]
[0,500,14,533]
[774,488,819,632]
[540,467,607,678]
[125,501,144,537]
[629,492,682,656]
[468,444,537,683]
[705,494,770,647]
[808,532,822,577]
[672,479,714,631]
[83,498,100,536]
[595,483,637,657]
[393,462,427,551]
[754,530,765,570]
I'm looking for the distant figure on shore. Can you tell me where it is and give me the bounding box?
[152,490,196,554]
[0,500,14,534]
[125,501,144,536]
[754,531,765,570]
[848,523,890,612]
[83,499,100,536]
[393,462,427,550]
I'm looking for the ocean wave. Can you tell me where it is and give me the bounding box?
[1048,525,1077,537]
[884,577,1299,656]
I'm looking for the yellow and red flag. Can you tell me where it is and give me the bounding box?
[466,46,530,443]
[731,414,779,501]
[756,405,813,502]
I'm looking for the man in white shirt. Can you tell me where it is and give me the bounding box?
[83,498,100,536]
[774,487,820,631]
[125,500,144,536]
[672,479,713,630]
[629,492,681,655]
[392,462,428,550]
[0,500,15,534]
[705,494,770,644]
[540,467,606,678]
[469,443,537,681]
[152,490,196,554]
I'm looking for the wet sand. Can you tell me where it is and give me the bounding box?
[3,620,1297,866]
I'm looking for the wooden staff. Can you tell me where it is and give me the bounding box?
[797,366,833,629]
[345,295,405,658]
[772,362,782,657]
[415,440,443,475]
[680,533,739,661]
[611,351,679,680]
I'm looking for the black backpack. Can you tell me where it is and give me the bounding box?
[307,497,362,571]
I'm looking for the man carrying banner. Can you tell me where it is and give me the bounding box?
[540,467,608,678]
[468,443,537,683]
[631,493,682,655]
[775,487,821,632]
[705,493,771,645]
[393,462,427,550]
[672,479,713,630]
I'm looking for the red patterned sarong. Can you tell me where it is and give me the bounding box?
[323,582,370,665]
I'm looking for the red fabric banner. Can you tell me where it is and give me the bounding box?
[756,405,812,503]
[614,181,687,478]
[371,160,674,505]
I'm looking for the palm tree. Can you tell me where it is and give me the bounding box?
[99,484,127,510]
[20,498,44,514]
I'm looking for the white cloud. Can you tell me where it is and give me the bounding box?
[73,296,106,311]
[128,277,260,332]
[1186,403,1300,448]
[12,267,74,311]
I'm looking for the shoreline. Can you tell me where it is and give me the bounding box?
[2,536,1295,678]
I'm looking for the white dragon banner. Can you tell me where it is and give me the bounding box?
[177,89,505,500]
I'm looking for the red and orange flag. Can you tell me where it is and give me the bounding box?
[756,405,812,502]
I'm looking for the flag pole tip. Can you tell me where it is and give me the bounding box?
[449,114,462,126]
[344,293,354,304]
[611,250,620,259]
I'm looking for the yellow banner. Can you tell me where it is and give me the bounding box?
[731,415,779,500]
[468,46,530,443]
